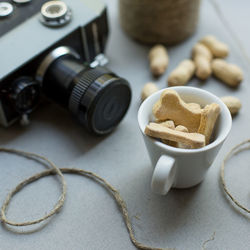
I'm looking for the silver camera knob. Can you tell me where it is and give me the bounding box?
[40,1,72,27]
[0,2,14,18]
[12,0,32,4]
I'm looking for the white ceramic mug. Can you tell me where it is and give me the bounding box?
[138,86,232,195]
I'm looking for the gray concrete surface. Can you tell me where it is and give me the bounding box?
[0,0,250,249]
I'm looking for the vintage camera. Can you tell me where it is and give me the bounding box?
[0,0,131,134]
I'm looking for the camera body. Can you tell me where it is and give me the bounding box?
[0,0,131,134]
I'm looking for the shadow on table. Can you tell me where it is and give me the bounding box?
[0,123,26,145]
[0,101,108,155]
[144,185,200,238]
[121,164,203,241]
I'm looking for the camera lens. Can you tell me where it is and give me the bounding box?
[37,47,131,135]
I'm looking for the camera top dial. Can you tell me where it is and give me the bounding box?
[12,0,32,4]
[0,2,14,18]
[40,1,72,27]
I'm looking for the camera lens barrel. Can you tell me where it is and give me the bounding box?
[69,67,131,134]
[39,49,131,134]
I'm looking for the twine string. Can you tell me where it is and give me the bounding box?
[0,148,172,250]
[201,232,215,250]
[220,139,250,214]
[0,148,66,226]
[1,139,249,249]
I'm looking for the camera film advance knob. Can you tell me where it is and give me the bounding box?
[0,2,14,18]
[12,0,32,4]
[40,1,72,27]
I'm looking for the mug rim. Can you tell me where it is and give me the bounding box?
[138,86,232,154]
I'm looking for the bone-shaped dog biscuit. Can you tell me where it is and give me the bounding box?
[175,125,188,133]
[187,102,201,112]
[159,120,176,145]
[159,120,175,129]
[175,125,191,149]
[198,103,220,145]
[153,89,201,132]
[145,123,205,149]
[165,125,191,149]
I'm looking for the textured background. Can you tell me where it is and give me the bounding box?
[0,0,250,249]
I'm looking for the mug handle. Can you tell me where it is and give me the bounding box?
[151,155,176,195]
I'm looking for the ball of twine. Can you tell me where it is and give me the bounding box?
[119,0,201,45]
